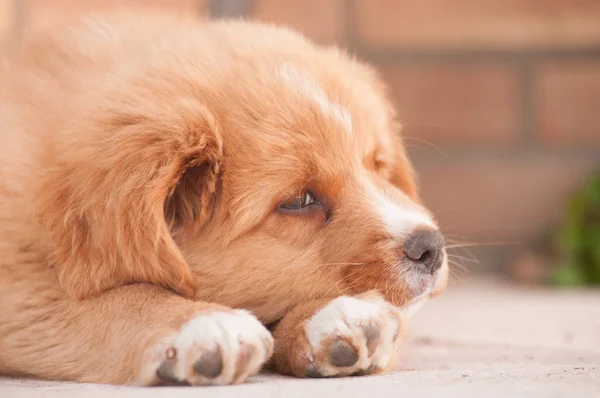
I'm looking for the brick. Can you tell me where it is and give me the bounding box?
[536,61,600,147]
[252,0,344,43]
[380,63,521,147]
[25,0,206,29]
[414,156,599,242]
[355,0,600,50]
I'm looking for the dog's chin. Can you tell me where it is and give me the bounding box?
[396,259,448,320]
[409,273,437,296]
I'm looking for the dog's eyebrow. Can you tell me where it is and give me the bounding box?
[278,63,353,137]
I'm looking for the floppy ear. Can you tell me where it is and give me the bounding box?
[37,96,222,300]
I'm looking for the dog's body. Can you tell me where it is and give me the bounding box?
[0,13,448,385]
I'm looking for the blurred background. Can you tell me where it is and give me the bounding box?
[2,0,599,286]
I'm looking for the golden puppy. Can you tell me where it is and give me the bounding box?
[0,13,448,385]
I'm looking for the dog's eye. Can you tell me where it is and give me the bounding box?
[281,191,316,210]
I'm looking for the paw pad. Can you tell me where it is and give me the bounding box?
[193,349,223,379]
[362,324,380,357]
[300,296,403,378]
[328,339,358,367]
[147,310,273,386]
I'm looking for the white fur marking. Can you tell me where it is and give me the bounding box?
[400,252,448,319]
[399,290,431,320]
[304,296,399,375]
[279,64,352,136]
[142,310,272,386]
[306,296,383,349]
[365,179,435,237]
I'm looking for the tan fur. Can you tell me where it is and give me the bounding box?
[0,12,447,385]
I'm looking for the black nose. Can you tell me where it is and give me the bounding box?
[403,229,445,274]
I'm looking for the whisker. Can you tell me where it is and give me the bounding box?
[448,264,467,275]
[448,263,468,273]
[447,253,479,264]
[403,121,471,133]
[448,268,469,278]
[445,241,517,249]
[448,260,468,272]
[402,135,447,156]
[322,264,346,282]
[333,272,365,294]
[344,276,365,291]
[448,269,467,284]
[316,262,366,267]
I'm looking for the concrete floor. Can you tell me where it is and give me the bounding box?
[2,277,599,398]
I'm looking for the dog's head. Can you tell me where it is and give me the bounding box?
[38,21,447,322]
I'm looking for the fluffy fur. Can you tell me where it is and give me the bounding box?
[0,13,448,385]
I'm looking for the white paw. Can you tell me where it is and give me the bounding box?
[142,310,273,386]
[304,295,403,377]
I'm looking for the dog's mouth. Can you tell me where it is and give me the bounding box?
[396,254,449,319]
[409,272,439,296]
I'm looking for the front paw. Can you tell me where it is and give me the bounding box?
[301,296,403,377]
[143,310,273,386]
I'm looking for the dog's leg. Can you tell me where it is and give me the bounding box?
[0,283,273,385]
[271,292,404,378]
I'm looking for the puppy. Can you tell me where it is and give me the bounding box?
[0,13,448,385]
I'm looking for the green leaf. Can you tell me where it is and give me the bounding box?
[552,265,587,287]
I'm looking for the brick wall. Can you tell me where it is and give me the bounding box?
[3,1,600,271]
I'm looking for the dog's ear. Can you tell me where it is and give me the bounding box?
[37,95,222,300]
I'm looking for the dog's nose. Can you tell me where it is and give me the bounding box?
[403,229,444,274]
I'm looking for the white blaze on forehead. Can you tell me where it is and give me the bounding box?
[278,64,353,136]
[365,179,436,237]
